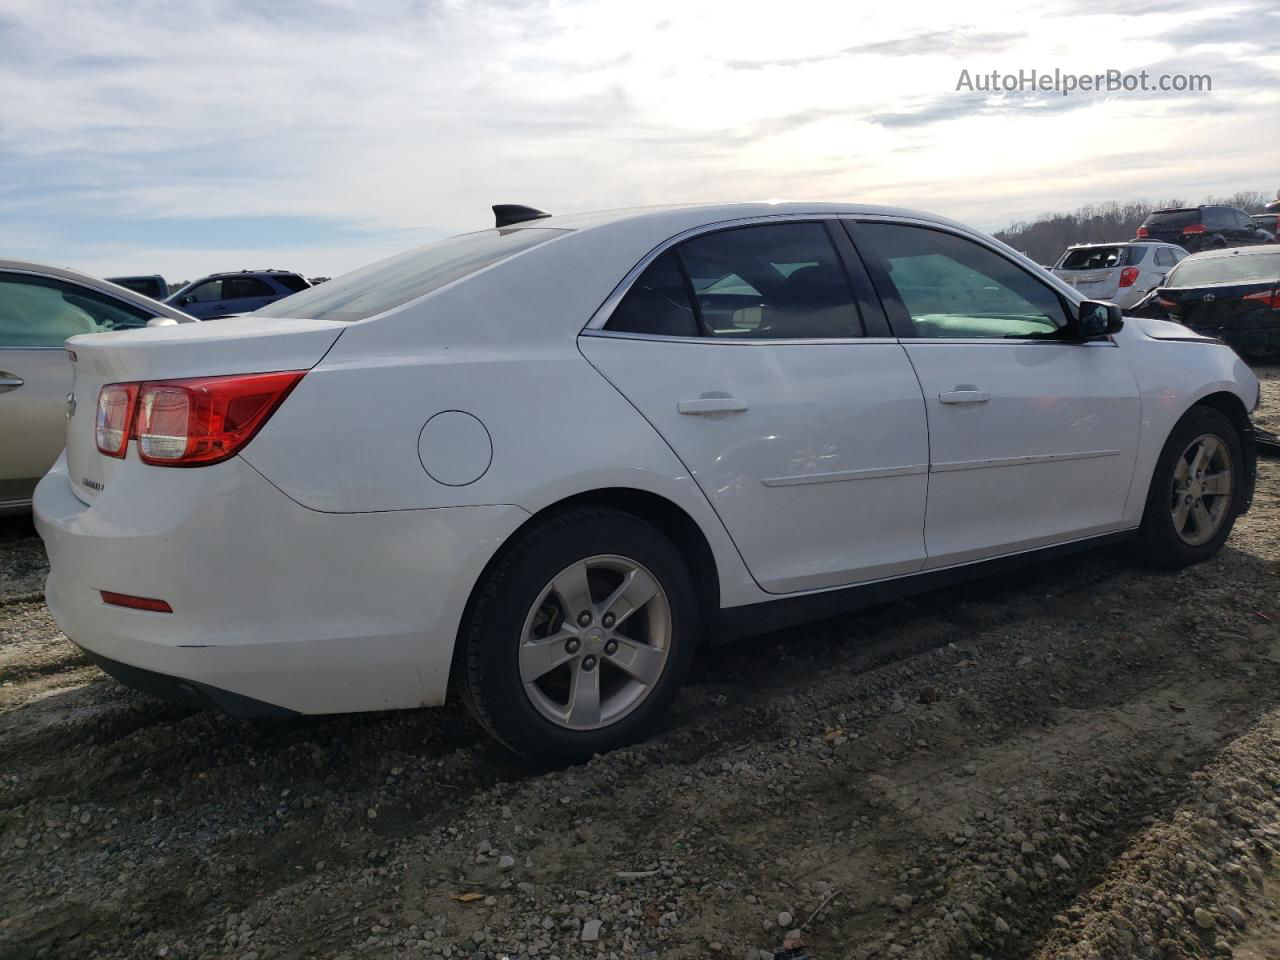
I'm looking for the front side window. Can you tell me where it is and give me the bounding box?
[256,227,569,322]
[859,222,1069,339]
[0,273,154,347]
[185,279,224,303]
[223,276,275,300]
[606,222,862,339]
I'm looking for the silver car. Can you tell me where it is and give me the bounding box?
[1051,241,1187,309]
[0,260,194,514]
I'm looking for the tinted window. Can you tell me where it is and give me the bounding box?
[0,273,154,347]
[185,279,224,303]
[256,227,568,322]
[273,273,310,293]
[1234,209,1254,230]
[1155,247,1177,267]
[677,222,862,339]
[1203,207,1232,230]
[1126,246,1150,265]
[861,223,1068,339]
[108,276,166,299]
[1145,209,1200,229]
[1166,252,1280,287]
[605,251,698,337]
[223,276,275,299]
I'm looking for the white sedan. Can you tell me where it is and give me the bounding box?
[34,202,1259,762]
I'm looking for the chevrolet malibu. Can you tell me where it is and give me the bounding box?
[35,202,1260,762]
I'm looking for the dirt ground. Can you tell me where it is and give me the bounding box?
[5,369,1280,960]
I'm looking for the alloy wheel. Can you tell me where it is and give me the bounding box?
[1170,433,1233,546]
[518,555,672,731]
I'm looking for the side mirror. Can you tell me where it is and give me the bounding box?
[1076,300,1124,339]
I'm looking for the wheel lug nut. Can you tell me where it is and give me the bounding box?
[602,613,616,628]
[604,640,618,655]
[576,611,592,627]
[582,655,596,671]
[566,638,581,654]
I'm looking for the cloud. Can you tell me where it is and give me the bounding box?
[724,30,1023,70]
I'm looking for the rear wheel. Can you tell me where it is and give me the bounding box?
[457,507,699,763]
[1136,406,1243,567]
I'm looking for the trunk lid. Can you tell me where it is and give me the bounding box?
[1053,267,1120,299]
[1156,280,1279,331]
[65,317,342,503]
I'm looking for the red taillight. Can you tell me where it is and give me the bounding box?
[1182,223,1206,235]
[1136,225,1149,239]
[1118,267,1140,288]
[136,371,306,466]
[101,590,173,613]
[95,383,139,458]
[95,370,304,466]
[1244,290,1280,309]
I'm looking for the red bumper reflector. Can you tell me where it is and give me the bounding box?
[101,591,173,613]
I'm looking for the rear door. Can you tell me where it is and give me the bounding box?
[579,219,931,594]
[222,275,278,314]
[0,271,157,506]
[848,219,1141,567]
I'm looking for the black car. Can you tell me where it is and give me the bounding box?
[1130,246,1280,356]
[1136,205,1274,253]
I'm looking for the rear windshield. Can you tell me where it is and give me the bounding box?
[1166,252,1280,287]
[1144,209,1200,228]
[273,273,310,293]
[1059,246,1138,269]
[257,227,569,322]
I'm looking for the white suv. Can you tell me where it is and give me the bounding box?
[1052,241,1187,309]
[35,202,1259,762]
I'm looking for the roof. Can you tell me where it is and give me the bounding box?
[526,200,970,234]
[0,258,194,321]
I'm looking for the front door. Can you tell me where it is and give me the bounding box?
[579,219,930,594]
[849,220,1141,567]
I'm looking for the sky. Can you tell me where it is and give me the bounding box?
[1,0,1277,283]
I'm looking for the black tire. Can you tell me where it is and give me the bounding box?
[1136,405,1244,568]
[456,507,699,763]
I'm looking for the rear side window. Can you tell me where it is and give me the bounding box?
[605,251,698,337]
[0,273,154,346]
[1154,247,1178,267]
[256,227,569,322]
[1202,207,1233,230]
[223,276,275,299]
[273,273,310,293]
[605,222,863,339]
[1126,246,1150,265]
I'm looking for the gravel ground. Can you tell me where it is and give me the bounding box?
[5,368,1280,960]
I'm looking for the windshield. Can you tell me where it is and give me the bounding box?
[256,227,570,322]
[1144,209,1199,228]
[1166,252,1280,287]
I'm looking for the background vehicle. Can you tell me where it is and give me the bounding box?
[105,275,168,300]
[1137,205,1274,253]
[35,202,1259,762]
[0,260,193,514]
[1130,247,1280,357]
[1253,213,1279,236]
[1051,241,1186,309]
[166,269,310,319]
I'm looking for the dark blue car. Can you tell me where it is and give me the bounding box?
[165,269,309,319]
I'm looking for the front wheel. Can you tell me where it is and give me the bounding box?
[1136,405,1243,567]
[456,507,699,763]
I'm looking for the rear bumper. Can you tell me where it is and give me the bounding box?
[34,454,529,715]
